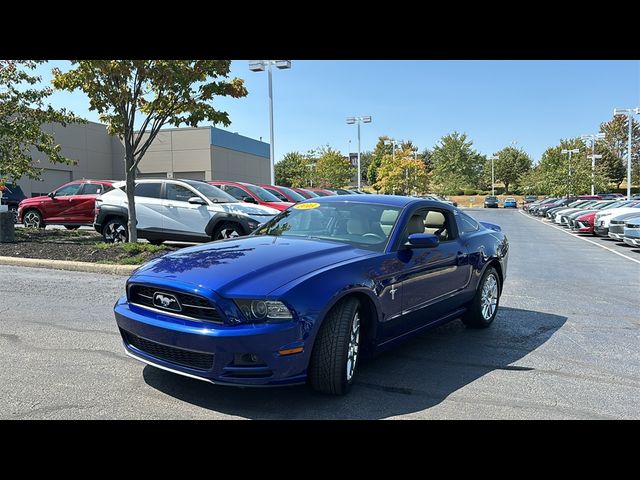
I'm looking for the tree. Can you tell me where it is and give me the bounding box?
[374,148,428,195]
[275,151,310,187]
[487,146,532,194]
[430,132,484,194]
[359,151,373,184]
[314,146,355,188]
[0,60,81,186]
[599,114,640,188]
[367,136,393,185]
[52,61,247,242]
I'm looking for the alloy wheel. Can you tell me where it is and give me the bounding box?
[346,311,360,382]
[105,222,127,243]
[23,211,41,228]
[219,228,240,239]
[481,274,498,320]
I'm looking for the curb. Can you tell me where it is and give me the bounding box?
[0,256,139,275]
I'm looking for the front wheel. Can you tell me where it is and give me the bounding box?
[212,221,244,240]
[23,209,44,229]
[462,266,501,328]
[102,218,128,243]
[308,297,361,395]
[9,206,18,224]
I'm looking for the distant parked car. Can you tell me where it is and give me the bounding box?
[18,179,115,229]
[210,181,293,212]
[0,183,26,223]
[622,217,640,247]
[504,197,517,208]
[95,179,279,243]
[305,188,335,197]
[572,212,596,234]
[484,196,499,208]
[523,195,538,203]
[593,201,640,236]
[259,185,306,203]
[292,188,319,198]
[329,188,359,195]
[607,211,640,240]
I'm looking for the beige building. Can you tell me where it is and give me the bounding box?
[17,122,270,197]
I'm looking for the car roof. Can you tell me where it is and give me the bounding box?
[298,194,447,209]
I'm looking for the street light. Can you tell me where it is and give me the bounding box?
[249,60,292,185]
[489,155,498,196]
[384,138,399,161]
[561,148,580,197]
[306,163,316,187]
[346,116,372,190]
[581,133,606,195]
[613,107,640,200]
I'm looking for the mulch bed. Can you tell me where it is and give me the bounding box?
[0,228,179,264]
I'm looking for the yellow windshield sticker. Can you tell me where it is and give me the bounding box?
[293,202,320,210]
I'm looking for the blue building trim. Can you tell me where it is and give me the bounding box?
[210,127,270,158]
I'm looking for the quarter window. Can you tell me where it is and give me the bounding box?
[458,212,480,233]
[81,183,105,195]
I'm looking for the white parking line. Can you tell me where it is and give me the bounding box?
[519,210,640,266]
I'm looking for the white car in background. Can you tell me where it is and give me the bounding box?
[593,201,640,236]
[623,216,640,247]
[94,179,280,243]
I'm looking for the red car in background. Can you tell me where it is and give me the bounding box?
[259,184,306,203]
[572,212,596,234]
[18,180,115,229]
[306,187,336,197]
[209,181,293,211]
[291,187,318,198]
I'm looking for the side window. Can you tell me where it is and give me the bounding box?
[263,187,288,202]
[80,183,105,195]
[54,184,81,197]
[403,208,455,243]
[134,182,162,199]
[165,183,196,202]
[224,185,250,200]
[457,212,480,234]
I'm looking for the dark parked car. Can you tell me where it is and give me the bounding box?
[0,184,27,223]
[18,180,115,229]
[484,196,499,208]
[114,195,508,395]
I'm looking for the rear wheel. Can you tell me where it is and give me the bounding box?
[9,206,18,224]
[102,218,128,243]
[308,297,361,395]
[213,221,244,240]
[462,266,500,328]
[23,209,44,229]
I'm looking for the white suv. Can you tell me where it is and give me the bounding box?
[94,179,280,243]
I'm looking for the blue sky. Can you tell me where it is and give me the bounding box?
[37,60,640,162]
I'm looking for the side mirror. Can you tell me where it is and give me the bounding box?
[188,196,207,205]
[403,233,439,249]
[243,196,258,204]
[48,192,56,199]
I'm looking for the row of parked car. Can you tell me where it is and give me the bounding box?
[523,194,640,248]
[10,178,378,243]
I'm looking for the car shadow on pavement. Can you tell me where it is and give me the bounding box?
[142,306,566,419]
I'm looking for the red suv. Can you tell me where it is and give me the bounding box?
[209,181,293,211]
[259,184,306,203]
[18,180,115,229]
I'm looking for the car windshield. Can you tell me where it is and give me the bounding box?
[302,189,320,197]
[254,202,402,252]
[185,180,237,203]
[243,184,282,202]
[601,201,627,210]
[276,186,305,201]
[486,196,497,201]
[506,198,515,202]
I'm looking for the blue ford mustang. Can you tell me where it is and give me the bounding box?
[114,195,509,395]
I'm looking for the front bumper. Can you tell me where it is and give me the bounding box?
[623,237,640,247]
[114,297,310,386]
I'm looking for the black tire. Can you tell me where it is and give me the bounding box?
[9,206,18,224]
[102,217,128,243]
[147,239,164,246]
[308,297,361,395]
[64,225,80,230]
[462,266,501,329]
[23,209,44,229]
[212,221,245,240]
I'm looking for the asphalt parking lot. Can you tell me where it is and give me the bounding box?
[1,209,639,419]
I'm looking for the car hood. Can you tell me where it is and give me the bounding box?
[131,235,375,297]
[19,195,49,205]
[216,202,279,216]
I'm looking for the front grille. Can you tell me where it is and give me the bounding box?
[128,284,223,323]
[627,224,640,229]
[122,329,214,371]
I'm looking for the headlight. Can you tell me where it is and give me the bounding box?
[234,299,293,322]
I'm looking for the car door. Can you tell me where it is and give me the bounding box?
[161,182,211,239]
[69,183,106,223]
[44,183,82,222]
[133,182,165,233]
[383,206,470,338]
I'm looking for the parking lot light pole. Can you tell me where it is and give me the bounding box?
[346,116,372,190]
[249,60,292,185]
[613,107,640,200]
[384,138,399,161]
[489,155,498,196]
[561,148,580,197]
[581,133,606,195]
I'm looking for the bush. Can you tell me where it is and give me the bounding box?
[463,189,477,195]
[455,189,465,196]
